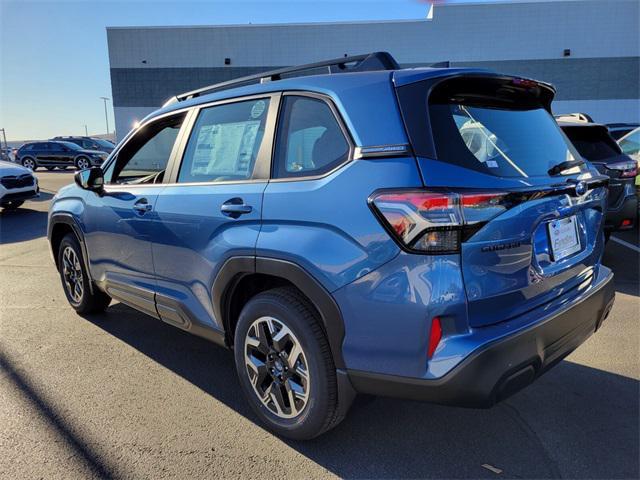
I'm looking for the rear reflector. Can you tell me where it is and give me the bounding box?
[427,317,442,359]
[622,219,633,227]
[370,189,511,253]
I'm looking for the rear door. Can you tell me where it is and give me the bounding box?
[48,142,72,167]
[35,143,52,165]
[396,74,609,326]
[150,94,277,331]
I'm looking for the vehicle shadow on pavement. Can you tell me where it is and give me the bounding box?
[603,239,640,297]
[85,304,639,479]
[0,207,48,244]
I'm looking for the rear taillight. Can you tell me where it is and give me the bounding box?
[607,160,638,178]
[370,190,510,253]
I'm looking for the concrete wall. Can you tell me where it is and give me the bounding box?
[107,0,640,140]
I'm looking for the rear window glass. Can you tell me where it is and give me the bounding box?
[430,103,584,178]
[562,127,622,161]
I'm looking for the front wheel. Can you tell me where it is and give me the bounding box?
[75,156,90,170]
[21,157,37,170]
[57,233,111,314]
[234,287,343,440]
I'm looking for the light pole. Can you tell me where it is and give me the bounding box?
[84,124,88,136]
[99,97,110,135]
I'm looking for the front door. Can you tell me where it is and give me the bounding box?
[150,96,277,332]
[83,112,188,316]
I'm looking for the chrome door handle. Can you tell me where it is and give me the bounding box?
[221,198,253,218]
[133,198,152,214]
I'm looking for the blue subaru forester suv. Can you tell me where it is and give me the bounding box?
[48,53,615,439]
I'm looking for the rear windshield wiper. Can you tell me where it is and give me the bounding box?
[548,159,585,176]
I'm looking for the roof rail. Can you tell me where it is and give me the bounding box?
[164,51,399,106]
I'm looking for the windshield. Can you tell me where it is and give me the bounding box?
[562,127,621,161]
[619,130,640,157]
[430,103,584,178]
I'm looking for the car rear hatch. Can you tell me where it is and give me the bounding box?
[391,72,609,327]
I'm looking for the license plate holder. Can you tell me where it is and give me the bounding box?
[548,215,581,261]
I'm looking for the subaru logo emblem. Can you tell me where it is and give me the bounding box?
[575,181,587,196]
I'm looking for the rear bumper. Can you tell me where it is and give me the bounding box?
[347,268,615,407]
[605,192,637,231]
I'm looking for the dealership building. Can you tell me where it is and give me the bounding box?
[107,0,639,140]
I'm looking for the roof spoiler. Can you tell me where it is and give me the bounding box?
[163,51,400,107]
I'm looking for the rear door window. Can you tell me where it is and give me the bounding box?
[273,95,350,179]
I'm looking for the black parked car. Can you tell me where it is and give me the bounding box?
[606,123,640,141]
[51,136,115,154]
[15,141,109,171]
[560,122,638,236]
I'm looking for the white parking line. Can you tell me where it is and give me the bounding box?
[611,236,640,253]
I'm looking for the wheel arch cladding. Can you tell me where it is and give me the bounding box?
[48,213,94,294]
[213,256,346,369]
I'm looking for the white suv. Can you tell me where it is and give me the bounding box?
[0,160,38,210]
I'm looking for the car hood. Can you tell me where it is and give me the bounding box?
[0,160,33,176]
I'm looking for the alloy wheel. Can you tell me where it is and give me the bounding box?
[62,246,84,304]
[244,316,310,419]
[23,158,35,170]
[76,157,90,170]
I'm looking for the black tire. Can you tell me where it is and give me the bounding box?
[21,157,37,171]
[57,233,111,314]
[75,156,90,170]
[2,200,24,210]
[234,287,342,440]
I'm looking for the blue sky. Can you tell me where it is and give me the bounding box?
[0,0,497,140]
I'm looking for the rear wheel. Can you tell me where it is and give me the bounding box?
[57,233,111,314]
[234,287,342,440]
[21,157,37,170]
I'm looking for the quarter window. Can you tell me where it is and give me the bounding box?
[105,113,185,185]
[273,96,349,179]
[177,98,270,183]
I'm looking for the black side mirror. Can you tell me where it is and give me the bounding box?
[75,167,104,192]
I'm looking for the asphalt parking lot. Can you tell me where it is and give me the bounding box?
[1,170,638,479]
